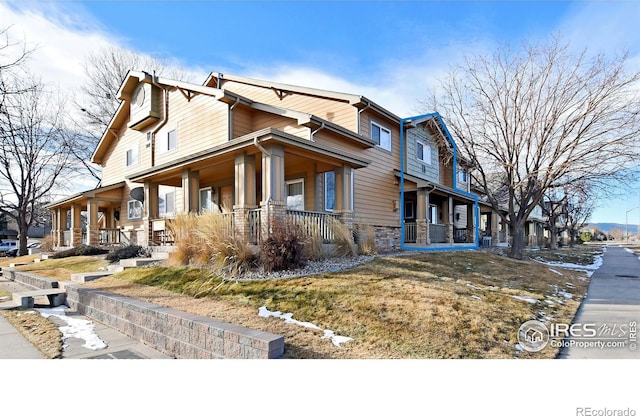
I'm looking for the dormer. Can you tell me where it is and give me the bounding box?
[128,80,161,131]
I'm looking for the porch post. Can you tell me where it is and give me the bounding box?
[182,169,200,213]
[416,189,427,245]
[260,144,286,238]
[466,203,475,244]
[57,208,68,247]
[86,198,99,246]
[70,204,82,247]
[445,196,454,243]
[334,165,354,234]
[491,211,499,245]
[144,181,159,246]
[234,152,258,242]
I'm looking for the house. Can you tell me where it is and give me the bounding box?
[47,71,478,251]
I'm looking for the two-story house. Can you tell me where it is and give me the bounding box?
[47,71,478,251]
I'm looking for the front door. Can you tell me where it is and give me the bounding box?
[220,185,233,212]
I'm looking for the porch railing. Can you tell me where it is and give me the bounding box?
[430,224,447,243]
[286,210,339,243]
[498,230,506,243]
[454,227,468,243]
[248,209,261,245]
[404,222,417,243]
[99,228,126,246]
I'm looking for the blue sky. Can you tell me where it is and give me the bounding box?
[1,0,639,224]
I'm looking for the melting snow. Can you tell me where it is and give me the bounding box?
[470,295,482,300]
[0,296,8,301]
[258,306,352,347]
[511,295,538,304]
[535,254,603,277]
[549,269,563,276]
[36,306,108,351]
[466,283,482,290]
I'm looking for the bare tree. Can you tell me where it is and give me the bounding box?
[72,45,193,181]
[0,75,74,255]
[427,37,640,259]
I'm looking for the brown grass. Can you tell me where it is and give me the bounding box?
[81,249,597,358]
[356,224,377,255]
[330,218,355,257]
[0,254,41,268]
[0,310,63,359]
[14,256,109,280]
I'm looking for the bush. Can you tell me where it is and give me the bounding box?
[39,235,55,252]
[356,224,377,255]
[168,212,259,277]
[300,218,326,261]
[330,218,355,257]
[105,245,148,263]
[261,219,305,272]
[51,245,109,259]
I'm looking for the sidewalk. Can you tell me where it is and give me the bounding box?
[0,277,170,359]
[558,245,640,358]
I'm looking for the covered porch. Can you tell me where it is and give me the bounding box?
[400,176,478,247]
[479,203,510,247]
[127,129,369,247]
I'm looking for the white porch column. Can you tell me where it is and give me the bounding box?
[182,169,200,213]
[86,198,99,246]
[70,204,82,247]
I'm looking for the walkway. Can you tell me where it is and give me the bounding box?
[558,245,640,358]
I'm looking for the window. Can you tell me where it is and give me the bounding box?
[199,188,214,213]
[324,172,335,211]
[159,187,175,216]
[286,179,304,211]
[371,121,391,151]
[324,171,355,212]
[404,200,415,219]
[159,129,177,153]
[127,200,142,220]
[429,205,438,224]
[458,168,468,183]
[126,146,139,167]
[416,140,431,164]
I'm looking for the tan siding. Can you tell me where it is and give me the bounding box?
[101,124,149,187]
[252,112,308,139]
[232,105,253,138]
[223,81,358,132]
[154,91,228,166]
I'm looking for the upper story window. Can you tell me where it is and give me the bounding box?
[127,200,142,220]
[416,140,431,164]
[458,168,468,183]
[371,121,391,151]
[125,145,139,167]
[160,129,177,154]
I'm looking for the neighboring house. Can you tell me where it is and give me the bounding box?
[525,204,546,248]
[47,71,477,250]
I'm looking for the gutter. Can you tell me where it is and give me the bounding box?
[310,121,326,142]
[357,102,371,135]
[253,136,272,237]
[399,112,479,252]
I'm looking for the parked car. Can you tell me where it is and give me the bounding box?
[3,241,40,257]
[0,241,17,256]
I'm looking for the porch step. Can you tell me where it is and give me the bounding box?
[12,288,66,308]
[107,265,124,273]
[8,262,31,268]
[151,251,170,260]
[119,258,159,268]
[70,271,115,283]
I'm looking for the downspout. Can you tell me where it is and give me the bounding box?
[357,102,371,135]
[150,72,169,167]
[228,96,240,140]
[310,121,325,142]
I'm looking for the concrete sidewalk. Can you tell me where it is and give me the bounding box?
[558,245,640,359]
[0,277,170,359]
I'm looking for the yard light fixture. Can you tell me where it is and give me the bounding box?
[625,206,639,242]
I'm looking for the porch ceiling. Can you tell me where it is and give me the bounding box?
[127,128,371,184]
[45,182,125,211]
[395,171,476,203]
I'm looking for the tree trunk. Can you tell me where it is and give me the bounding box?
[569,229,576,247]
[18,219,29,256]
[510,222,525,260]
[549,221,558,250]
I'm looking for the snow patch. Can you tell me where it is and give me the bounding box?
[536,253,603,277]
[549,269,563,276]
[258,306,352,347]
[0,296,8,300]
[624,248,634,255]
[470,295,482,300]
[466,283,482,290]
[37,306,108,351]
[511,295,538,304]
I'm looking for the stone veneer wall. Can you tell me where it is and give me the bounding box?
[2,269,59,289]
[65,285,285,359]
[373,226,401,252]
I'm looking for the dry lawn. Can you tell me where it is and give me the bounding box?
[0,310,63,359]
[13,256,109,280]
[81,248,597,359]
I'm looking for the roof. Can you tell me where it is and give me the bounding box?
[394,170,476,203]
[45,182,126,210]
[92,71,376,164]
[128,128,371,183]
[205,72,402,123]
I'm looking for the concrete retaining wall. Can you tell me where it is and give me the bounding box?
[65,285,284,359]
[3,268,59,289]
[6,268,285,359]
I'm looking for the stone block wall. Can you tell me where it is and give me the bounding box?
[65,285,284,359]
